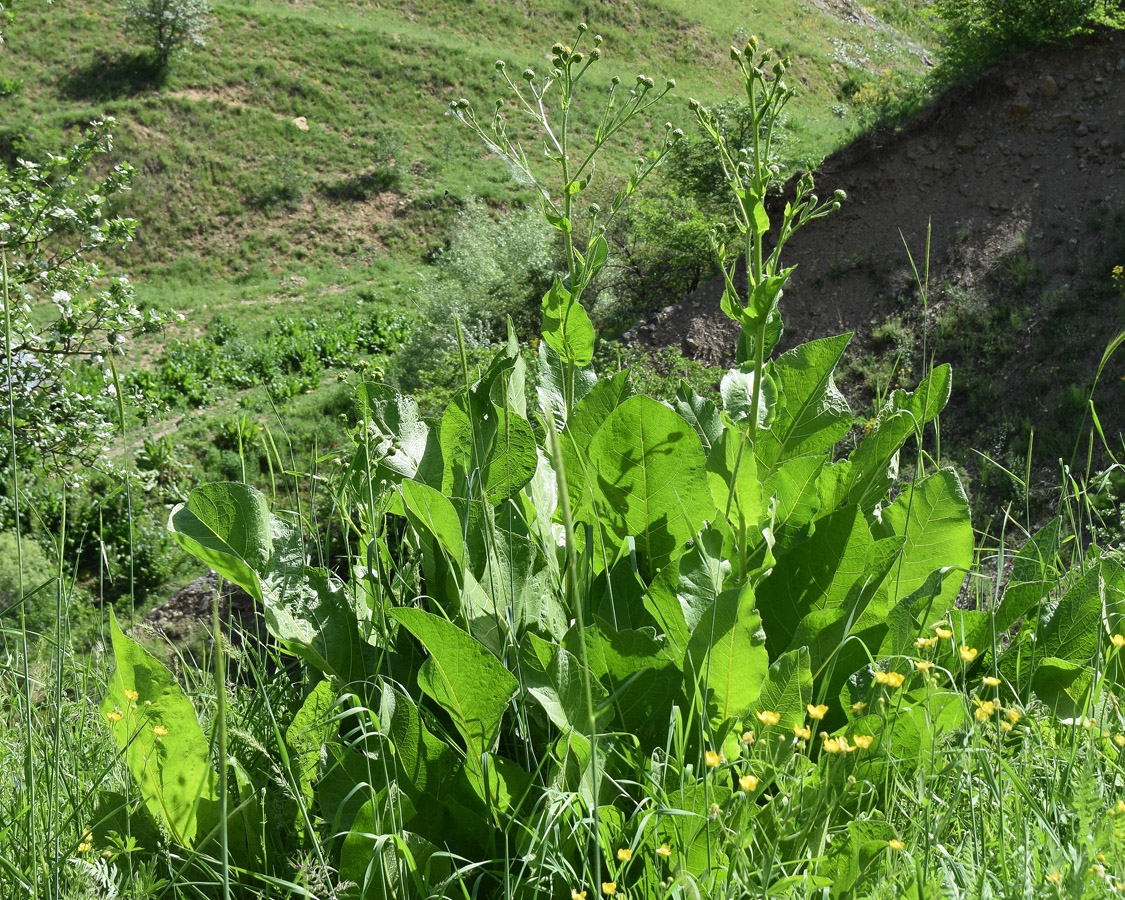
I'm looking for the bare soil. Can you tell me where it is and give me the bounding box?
[624,28,1125,481]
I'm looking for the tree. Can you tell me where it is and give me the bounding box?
[122,0,211,69]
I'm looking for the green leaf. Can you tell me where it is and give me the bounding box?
[762,455,824,533]
[401,479,464,570]
[644,524,730,660]
[673,382,724,454]
[354,382,442,486]
[873,468,973,616]
[167,482,271,603]
[390,608,518,768]
[720,365,777,428]
[706,426,761,535]
[684,584,769,729]
[286,680,337,813]
[100,612,220,847]
[379,680,459,800]
[756,334,852,472]
[755,647,813,734]
[519,633,604,733]
[537,339,596,426]
[440,396,538,505]
[587,395,713,576]
[541,275,595,366]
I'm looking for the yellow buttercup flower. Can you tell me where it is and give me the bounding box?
[704,750,722,769]
[1000,721,1013,733]
[821,737,843,754]
[851,701,867,714]
[152,724,169,740]
[874,671,905,688]
[77,831,93,853]
[124,689,139,702]
[807,703,829,720]
[106,709,123,723]
[974,699,998,722]
[914,660,934,674]
[572,891,587,900]
[934,626,953,640]
[959,646,979,663]
[655,844,671,858]
[740,730,756,745]
[915,636,938,649]
[739,774,759,792]
[1115,733,1125,748]
[601,883,616,896]
[888,838,905,851]
[1046,870,1061,885]
[1006,708,1022,725]
[1116,800,1125,815]
[756,710,781,726]
[616,848,631,862]
[853,734,874,749]
[1113,634,1125,648]
[794,724,812,740]
[982,676,1001,687]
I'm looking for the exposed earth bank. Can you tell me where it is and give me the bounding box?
[625,27,1125,502]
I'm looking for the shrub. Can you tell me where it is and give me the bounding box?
[0,530,55,635]
[122,0,211,69]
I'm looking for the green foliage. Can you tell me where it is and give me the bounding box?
[0,529,55,635]
[935,0,1119,76]
[123,0,211,69]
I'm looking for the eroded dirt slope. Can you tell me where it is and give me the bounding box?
[627,28,1125,486]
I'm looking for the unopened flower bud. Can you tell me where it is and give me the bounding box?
[834,188,847,202]
[666,78,676,89]
[688,97,701,111]
[578,22,588,32]
[594,34,603,44]
[553,68,563,79]
[773,62,785,76]
[672,128,684,138]
[523,68,535,81]
[590,202,601,215]
[747,35,759,50]
[643,76,654,88]
[590,47,601,60]
[495,59,505,70]
[611,75,621,86]
[573,52,585,63]
[730,46,742,61]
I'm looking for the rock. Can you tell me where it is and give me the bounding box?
[1039,75,1059,98]
[293,116,309,131]
[1076,123,1089,136]
[955,133,977,150]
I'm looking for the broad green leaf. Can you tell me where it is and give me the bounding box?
[400,479,464,570]
[100,613,220,847]
[587,395,712,576]
[762,455,824,533]
[560,370,635,521]
[644,524,730,660]
[720,365,778,428]
[167,482,271,602]
[286,679,336,811]
[673,382,724,454]
[440,397,538,505]
[756,334,852,472]
[1029,563,1104,670]
[519,632,605,733]
[379,681,458,799]
[1031,657,1094,718]
[340,804,446,900]
[390,608,518,768]
[541,275,595,366]
[754,647,813,734]
[874,468,973,615]
[684,584,769,729]
[837,365,952,513]
[706,427,761,535]
[354,382,442,485]
[537,339,596,426]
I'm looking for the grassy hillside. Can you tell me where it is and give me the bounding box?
[1,0,936,334]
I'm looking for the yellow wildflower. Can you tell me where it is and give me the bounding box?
[656,844,672,858]
[914,660,934,674]
[982,676,1001,687]
[1092,864,1106,878]
[601,883,616,896]
[888,839,905,851]
[1006,708,1022,725]
[934,626,953,640]
[959,646,979,663]
[572,891,587,900]
[807,703,829,720]
[77,831,93,853]
[1113,634,1125,648]
[794,724,812,740]
[740,730,756,745]
[106,709,123,723]
[704,750,722,769]
[739,774,759,792]
[1116,800,1125,814]
[851,701,867,714]
[974,699,998,722]
[1046,870,1061,885]
[1000,721,1014,733]
[822,737,843,754]
[616,848,631,862]
[874,671,905,688]
[152,724,169,740]
[124,689,139,702]
[1115,734,1125,748]
[915,636,938,650]
[853,734,874,749]
[756,710,781,726]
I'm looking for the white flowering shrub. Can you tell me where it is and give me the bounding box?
[0,119,161,473]
[122,0,211,68]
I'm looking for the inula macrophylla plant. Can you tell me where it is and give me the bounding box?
[94,28,1125,900]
